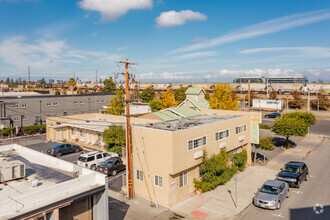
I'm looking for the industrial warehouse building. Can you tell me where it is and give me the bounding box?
[0,92,115,128]
[46,108,260,208]
[0,144,108,220]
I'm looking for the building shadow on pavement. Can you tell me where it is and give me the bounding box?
[290,205,329,220]
[109,196,129,220]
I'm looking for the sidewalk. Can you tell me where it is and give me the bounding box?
[170,166,277,220]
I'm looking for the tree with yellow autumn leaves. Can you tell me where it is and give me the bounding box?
[209,83,239,110]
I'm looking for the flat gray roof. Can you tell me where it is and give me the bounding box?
[137,114,242,131]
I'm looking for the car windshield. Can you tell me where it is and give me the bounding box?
[102,160,114,166]
[260,184,279,195]
[283,165,300,173]
[49,145,59,149]
[78,156,87,162]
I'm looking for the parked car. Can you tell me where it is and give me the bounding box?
[47,143,82,157]
[253,180,290,210]
[276,161,309,188]
[264,112,281,118]
[96,157,126,176]
[77,151,119,170]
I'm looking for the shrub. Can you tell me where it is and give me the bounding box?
[21,125,46,135]
[232,150,247,171]
[0,127,15,136]
[259,123,272,130]
[193,149,247,192]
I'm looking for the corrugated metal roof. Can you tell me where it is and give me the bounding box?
[168,107,200,117]
[153,111,182,121]
[185,87,204,95]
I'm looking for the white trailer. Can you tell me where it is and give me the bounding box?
[253,99,283,111]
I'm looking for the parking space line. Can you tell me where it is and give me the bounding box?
[272,214,285,218]
[292,190,303,194]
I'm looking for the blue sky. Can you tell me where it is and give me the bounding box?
[0,0,330,83]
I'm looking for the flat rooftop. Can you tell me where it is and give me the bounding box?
[137,114,242,131]
[50,118,125,132]
[0,144,106,219]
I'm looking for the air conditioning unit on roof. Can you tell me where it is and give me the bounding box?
[0,160,25,182]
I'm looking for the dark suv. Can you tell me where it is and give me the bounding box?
[277,161,309,188]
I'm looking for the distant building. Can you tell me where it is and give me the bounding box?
[49,79,55,84]
[0,144,108,219]
[233,76,308,84]
[0,93,115,128]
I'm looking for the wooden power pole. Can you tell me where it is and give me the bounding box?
[248,79,251,112]
[117,58,137,199]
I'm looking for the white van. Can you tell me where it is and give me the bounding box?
[77,151,119,170]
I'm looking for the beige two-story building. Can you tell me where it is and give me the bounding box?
[131,109,260,208]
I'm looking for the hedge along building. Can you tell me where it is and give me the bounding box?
[131,109,260,208]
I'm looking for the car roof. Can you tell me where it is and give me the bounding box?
[79,150,104,157]
[105,157,120,162]
[286,161,304,166]
[264,180,284,187]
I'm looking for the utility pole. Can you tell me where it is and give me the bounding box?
[248,80,251,112]
[96,70,98,85]
[266,71,269,97]
[117,58,137,199]
[28,66,30,88]
[73,72,76,82]
[307,88,310,112]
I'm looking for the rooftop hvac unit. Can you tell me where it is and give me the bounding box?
[0,160,25,182]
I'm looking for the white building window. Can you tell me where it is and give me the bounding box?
[80,129,86,137]
[13,117,19,121]
[54,102,59,106]
[236,124,246,134]
[215,129,229,141]
[46,103,52,106]
[136,170,143,181]
[74,101,78,104]
[155,175,163,187]
[97,100,101,103]
[80,101,84,104]
[22,104,27,108]
[179,172,188,187]
[71,128,77,135]
[188,136,206,150]
[14,104,19,108]
[22,116,27,120]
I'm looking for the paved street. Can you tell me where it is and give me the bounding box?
[262,118,330,137]
[236,139,330,220]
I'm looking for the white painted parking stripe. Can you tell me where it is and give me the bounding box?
[292,190,303,194]
[272,213,285,218]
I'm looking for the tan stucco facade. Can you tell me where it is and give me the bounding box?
[46,110,260,208]
[132,109,258,208]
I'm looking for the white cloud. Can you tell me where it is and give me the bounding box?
[79,0,153,21]
[0,36,121,72]
[156,10,207,28]
[172,9,330,53]
[239,47,330,58]
[176,51,216,60]
[139,72,192,80]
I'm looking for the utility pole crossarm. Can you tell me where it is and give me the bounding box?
[118,60,138,65]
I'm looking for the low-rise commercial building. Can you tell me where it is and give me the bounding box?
[0,144,108,219]
[0,93,115,128]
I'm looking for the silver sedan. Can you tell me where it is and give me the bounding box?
[253,180,290,210]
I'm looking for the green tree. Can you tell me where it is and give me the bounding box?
[210,83,239,110]
[174,87,187,103]
[289,91,304,109]
[205,91,210,101]
[159,89,179,110]
[269,89,278,100]
[102,77,116,93]
[140,86,155,102]
[253,136,275,163]
[102,125,126,156]
[271,117,308,148]
[311,91,329,110]
[131,85,140,100]
[149,100,161,111]
[107,90,125,115]
[282,111,316,127]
